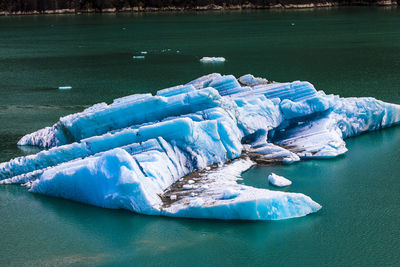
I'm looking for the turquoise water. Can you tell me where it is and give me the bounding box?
[1,7,400,266]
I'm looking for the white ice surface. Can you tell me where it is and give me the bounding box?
[200,57,226,63]
[58,86,72,90]
[268,173,292,187]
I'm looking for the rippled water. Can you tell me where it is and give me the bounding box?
[0,7,399,266]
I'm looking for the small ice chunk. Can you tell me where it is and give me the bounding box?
[220,188,240,200]
[182,184,194,190]
[170,194,177,200]
[58,86,72,90]
[133,56,145,59]
[268,173,292,187]
[190,192,198,197]
[188,180,195,184]
[140,51,147,54]
[200,57,226,63]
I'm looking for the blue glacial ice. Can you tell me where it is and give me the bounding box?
[1,73,400,221]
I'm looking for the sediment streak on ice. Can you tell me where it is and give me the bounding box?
[162,158,320,220]
[1,73,399,221]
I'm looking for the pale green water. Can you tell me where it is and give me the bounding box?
[0,7,400,266]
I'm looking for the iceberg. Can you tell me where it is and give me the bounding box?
[1,73,399,221]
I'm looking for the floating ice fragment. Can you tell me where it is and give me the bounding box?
[58,86,72,90]
[268,173,292,187]
[133,56,145,59]
[140,51,147,54]
[200,57,226,63]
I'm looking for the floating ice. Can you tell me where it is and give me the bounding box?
[133,56,145,59]
[1,73,400,221]
[58,86,72,90]
[200,57,226,63]
[268,173,292,187]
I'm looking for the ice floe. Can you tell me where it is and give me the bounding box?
[268,173,292,187]
[58,86,72,90]
[200,57,226,63]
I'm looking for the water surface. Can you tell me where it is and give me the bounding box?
[0,7,399,266]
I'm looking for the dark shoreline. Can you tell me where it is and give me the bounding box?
[1,1,398,16]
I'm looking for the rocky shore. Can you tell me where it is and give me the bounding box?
[0,1,398,16]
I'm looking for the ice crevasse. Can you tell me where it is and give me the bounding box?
[1,73,400,221]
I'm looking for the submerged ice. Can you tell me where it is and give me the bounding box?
[1,73,400,221]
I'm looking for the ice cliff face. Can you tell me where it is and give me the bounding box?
[1,73,400,220]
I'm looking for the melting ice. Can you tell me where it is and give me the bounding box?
[1,73,400,221]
